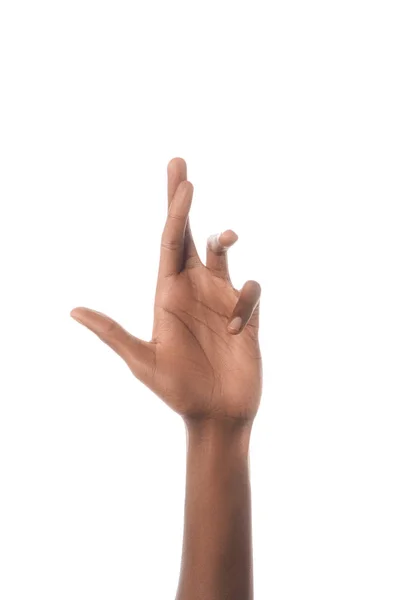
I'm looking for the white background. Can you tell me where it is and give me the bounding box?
[1,1,399,598]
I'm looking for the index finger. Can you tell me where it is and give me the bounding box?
[159,180,194,277]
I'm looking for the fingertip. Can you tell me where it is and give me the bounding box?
[174,180,194,206]
[180,180,194,194]
[70,306,98,323]
[219,229,239,248]
[70,307,83,321]
[229,229,239,243]
[244,279,262,299]
[207,229,238,254]
[167,157,187,173]
[69,307,117,337]
[70,307,96,327]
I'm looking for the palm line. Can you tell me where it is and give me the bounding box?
[158,306,217,404]
[174,307,232,349]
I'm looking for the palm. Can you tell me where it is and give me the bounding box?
[152,266,262,420]
[71,158,262,424]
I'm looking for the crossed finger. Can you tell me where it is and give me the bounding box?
[158,158,200,278]
[206,229,238,281]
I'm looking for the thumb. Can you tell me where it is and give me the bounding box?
[70,307,155,385]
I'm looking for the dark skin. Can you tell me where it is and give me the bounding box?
[71,158,262,599]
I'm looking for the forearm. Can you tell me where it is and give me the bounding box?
[176,418,254,600]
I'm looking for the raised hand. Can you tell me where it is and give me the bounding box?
[71,158,262,424]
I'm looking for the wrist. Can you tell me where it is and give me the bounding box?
[184,417,253,456]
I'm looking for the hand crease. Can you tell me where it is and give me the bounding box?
[193,297,231,320]
[161,306,216,405]
[175,308,231,349]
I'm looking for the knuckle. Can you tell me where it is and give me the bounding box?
[161,238,181,251]
[167,212,186,222]
[102,319,118,336]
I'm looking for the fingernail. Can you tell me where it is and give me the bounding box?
[228,316,242,333]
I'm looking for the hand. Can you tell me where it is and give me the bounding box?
[71,158,262,423]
